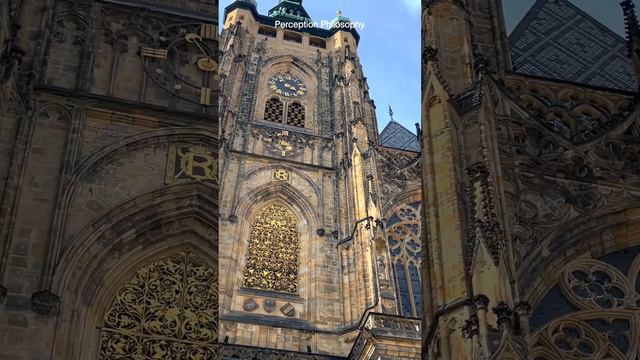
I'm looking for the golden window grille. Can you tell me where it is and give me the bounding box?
[98,251,217,359]
[243,203,299,294]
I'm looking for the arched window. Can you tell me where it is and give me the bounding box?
[99,250,217,358]
[387,202,422,317]
[244,203,299,294]
[264,97,284,123]
[529,245,640,359]
[286,102,305,128]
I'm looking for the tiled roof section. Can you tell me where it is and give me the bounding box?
[509,0,638,92]
[379,121,420,152]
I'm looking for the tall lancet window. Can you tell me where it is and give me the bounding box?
[243,203,299,294]
[286,102,305,128]
[387,202,423,317]
[264,97,284,123]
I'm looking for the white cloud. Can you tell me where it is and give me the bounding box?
[403,0,421,13]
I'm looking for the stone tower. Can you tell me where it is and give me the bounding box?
[422,0,640,359]
[219,0,422,358]
[0,0,218,358]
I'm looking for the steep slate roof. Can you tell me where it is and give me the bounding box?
[379,121,420,152]
[509,0,638,92]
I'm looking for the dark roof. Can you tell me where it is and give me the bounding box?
[509,0,637,92]
[379,121,420,152]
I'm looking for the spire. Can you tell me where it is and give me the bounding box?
[622,0,640,55]
[622,0,640,90]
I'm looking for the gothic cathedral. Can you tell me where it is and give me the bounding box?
[218,0,423,358]
[0,0,218,358]
[421,0,640,359]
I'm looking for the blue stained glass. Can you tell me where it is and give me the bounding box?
[409,264,422,317]
[395,262,412,316]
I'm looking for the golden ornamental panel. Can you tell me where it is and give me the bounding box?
[166,144,217,185]
[243,203,299,294]
[272,169,291,182]
[99,251,217,359]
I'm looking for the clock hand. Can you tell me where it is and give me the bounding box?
[185,33,211,58]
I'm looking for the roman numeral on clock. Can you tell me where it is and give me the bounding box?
[141,47,168,59]
[200,87,212,105]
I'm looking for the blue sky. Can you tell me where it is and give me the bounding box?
[220,0,636,134]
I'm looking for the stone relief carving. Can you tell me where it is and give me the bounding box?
[376,147,421,204]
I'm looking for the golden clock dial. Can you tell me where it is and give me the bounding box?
[268,75,307,98]
[197,58,217,72]
[140,23,218,106]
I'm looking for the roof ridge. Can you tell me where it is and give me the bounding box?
[508,0,547,39]
[510,0,627,43]
[558,0,627,42]
[380,120,415,135]
[509,0,637,92]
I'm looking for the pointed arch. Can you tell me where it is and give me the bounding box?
[386,201,423,318]
[50,182,217,359]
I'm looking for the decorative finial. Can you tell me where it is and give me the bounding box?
[388,105,394,122]
[337,0,343,16]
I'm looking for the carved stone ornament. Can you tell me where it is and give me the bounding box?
[254,128,312,158]
[31,290,60,315]
[166,144,217,185]
[280,303,295,317]
[263,299,276,313]
[243,298,258,312]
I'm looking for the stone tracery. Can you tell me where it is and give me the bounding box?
[386,202,423,318]
[529,246,640,359]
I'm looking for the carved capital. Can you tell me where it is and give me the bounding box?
[462,314,480,338]
[493,302,514,329]
[423,46,439,62]
[514,301,531,316]
[473,294,490,310]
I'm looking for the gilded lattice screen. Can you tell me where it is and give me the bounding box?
[99,251,217,359]
[243,203,299,294]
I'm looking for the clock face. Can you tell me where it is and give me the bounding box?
[140,23,218,107]
[268,75,307,98]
